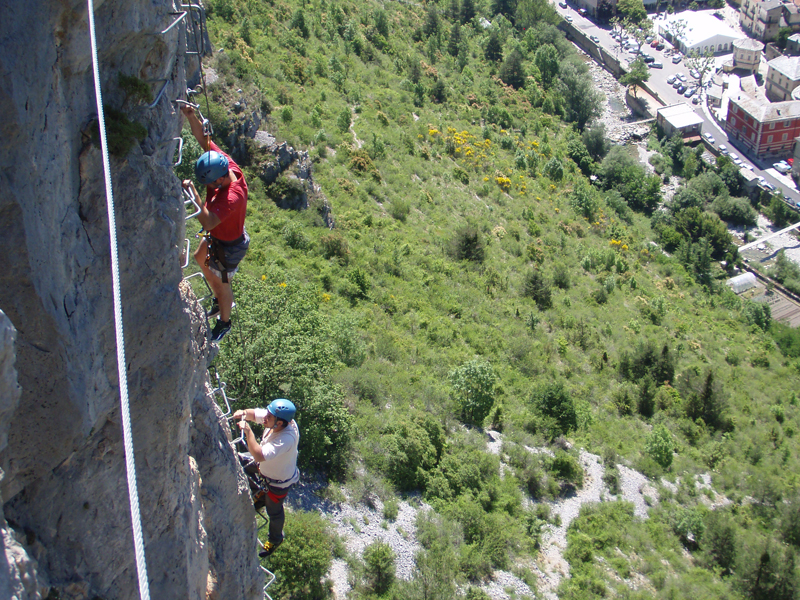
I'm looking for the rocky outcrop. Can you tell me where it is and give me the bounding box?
[0,2,260,599]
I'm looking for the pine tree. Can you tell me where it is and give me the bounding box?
[484,30,503,62]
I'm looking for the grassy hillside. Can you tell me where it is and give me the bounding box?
[170,0,800,596]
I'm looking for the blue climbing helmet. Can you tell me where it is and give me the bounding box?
[194,150,229,185]
[267,398,296,424]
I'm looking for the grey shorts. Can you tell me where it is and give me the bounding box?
[208,231,250,280]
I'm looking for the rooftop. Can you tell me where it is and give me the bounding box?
[662,12,744,47]
[768,55,800,80]
[657,103,705,128]
[734,38,766,51]
[731,89,800,121]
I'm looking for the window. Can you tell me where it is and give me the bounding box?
[731,117,737,126]
[770,122,776,129]
[751,132,756,141]
[768,134,774,143]
[786,120,792,127]
[783,133,788,141]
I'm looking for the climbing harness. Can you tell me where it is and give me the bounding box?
[87,1,151,598]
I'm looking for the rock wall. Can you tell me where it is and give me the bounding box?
[0,2,260,598]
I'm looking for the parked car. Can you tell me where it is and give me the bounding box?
[729,153,739,161]
[719,144,728,155]
[764,182,776,191]
[565,14,573,21]
[578,8,587,16]
[656,42,665,50]
[643,55,655,63]
[732,157,743,166]
[673,80,682,88]
[667,74,677,84]
[703,132,716,144]
[646,35,654,43]
[692,95,701,104]
[590,35,600,43]
[678,73,687,82]
[650,39,659,47]
[684,87,696,98]
[677,84,687,94]
[558,0,567,6]
[774,161,792,173]
[672,55,682,64]
[690,69,700,79]
[650,61,663,69]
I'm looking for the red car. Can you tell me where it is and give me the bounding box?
[650,40,659,48]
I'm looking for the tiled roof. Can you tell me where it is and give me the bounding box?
[734,38,765,51]
[768,56,800,81]
[732,91,800,122]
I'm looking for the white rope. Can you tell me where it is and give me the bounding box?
[87,2,151,599]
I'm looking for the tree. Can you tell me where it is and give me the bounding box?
[582,124,610,160]
[450,359,498,426]
[617,0,647,24]
[461,0,477,24]
[777,26,793,49]
[523,269,553,309]
[770,194,793,228]
[558,62,603,130]
[534,44,560,89]
[485,30,503,62]
[267,511,334,599]
[492,0,516,19]
[679,368,727,430]
[531,381,577,438]
[702,510,737,574]
[515,0,560,29]
[620,57,650,98]
[363,541,396,594]
[645,424,675,469]
[424,4,441,37]
[499,47,526,89]
[447,22,461,57]
[685,48,716,89]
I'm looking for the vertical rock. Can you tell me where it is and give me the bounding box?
[0,2,260,599]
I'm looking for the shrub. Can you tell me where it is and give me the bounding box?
[543,157,564,181]
[450,359,497,426]
[320,233,350,263]
[451,227,486,262]
[282,221,310,250]
[363,540,396,594]
[645,424,674,469]
[381,414,444,490]
[531,381,577,438]
[522,270,553,309]
[297,383,354,476]
[390,197,411,221]
[265,510,335,599]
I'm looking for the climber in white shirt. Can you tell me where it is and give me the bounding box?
[234,399,299,557]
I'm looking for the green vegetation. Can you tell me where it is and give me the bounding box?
[190,0,800,595]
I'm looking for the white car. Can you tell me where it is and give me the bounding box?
[667,74,677,84]
[559,0,567,6]
[703,132,715,144]
[774,161,792,173]
[590,35,600,43]
[732,157,743,166]
[729,152,739,161]
[565,14,573,21]
[719,144,728,155]
[678,73,687,82]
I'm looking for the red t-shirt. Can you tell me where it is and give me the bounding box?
[205,142,248,241]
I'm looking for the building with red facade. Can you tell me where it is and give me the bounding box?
[725,92,800,158]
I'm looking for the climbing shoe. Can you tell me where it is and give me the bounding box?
[259,539,282,558]
[210,319,232,342]
[206,297,220,319]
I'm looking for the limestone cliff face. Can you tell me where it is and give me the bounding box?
[0,1,260,598]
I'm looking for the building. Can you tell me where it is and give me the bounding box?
[659,13,744,55]
[657,103,704,138]
[787,32,800,54]
[727,272,758,293]
[731,38,765,73]
[725,92,800,157]
[739,0,784,41]
[766,55,800,100]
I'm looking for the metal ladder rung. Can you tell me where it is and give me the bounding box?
[183,187,201,219]
[181,238,191,269]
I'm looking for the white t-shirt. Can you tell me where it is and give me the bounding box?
[254,408,300,487]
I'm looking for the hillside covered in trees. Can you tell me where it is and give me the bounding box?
[167,0,800,596]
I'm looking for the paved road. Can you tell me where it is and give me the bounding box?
[553,3,799,204]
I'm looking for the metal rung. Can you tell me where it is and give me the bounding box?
[181,238,190,269]
[161,11,187,35]
[175,99,200,110]
[183,187,201,219]
[215,381,232,416]
[181,4,208,56]
[261,566,275,600]
[173,137,184,166]
[147,79,170,109]
[182,271,213,303]
[229,414,246,445]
